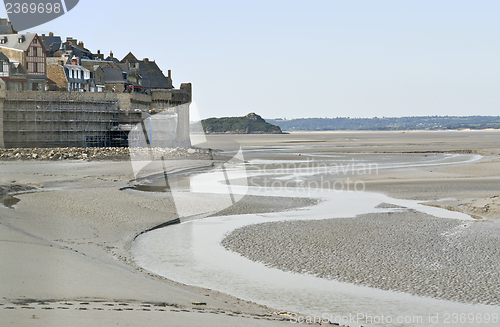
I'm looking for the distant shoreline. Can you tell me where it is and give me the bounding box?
[267,115,500,132]
[285,128,500,133]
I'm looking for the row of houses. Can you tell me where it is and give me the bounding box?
[0,19,176,94]
[0,18,192,149]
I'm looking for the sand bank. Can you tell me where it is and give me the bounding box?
[222,211,500,305]
[2,131,500,326]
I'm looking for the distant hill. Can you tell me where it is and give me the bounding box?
[199,113,283,134]
[266,116,500,131]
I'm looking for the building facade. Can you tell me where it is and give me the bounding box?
[0,33,47,91]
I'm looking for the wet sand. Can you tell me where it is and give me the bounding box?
[223,211,500,305]
[1,130,500,326]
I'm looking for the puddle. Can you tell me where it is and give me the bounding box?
[0,194,21,208]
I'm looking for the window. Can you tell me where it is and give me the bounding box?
[33,47,37,56]
[33,62,37,72]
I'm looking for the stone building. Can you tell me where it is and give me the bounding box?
[119,53,173,91]
[102,66,128,92]
[0,80,192,148]
[46,56,91,92]
[0,51,28,90]
[0,30,192,148]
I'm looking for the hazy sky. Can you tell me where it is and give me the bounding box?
[2,1,499,119]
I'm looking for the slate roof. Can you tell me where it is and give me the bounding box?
[61,43,92,60]
[80,59,120,71]
[0,51,9,61]
[0,19,16,34]
[105,56,119,63]
[43,35,62,55]
[0,25,16,35]
[116,62,130,72]
[0,33,38,51]
[138,60,172,89]
[102,66,127,84]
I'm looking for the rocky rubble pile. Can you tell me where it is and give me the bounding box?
[0,147,220,161]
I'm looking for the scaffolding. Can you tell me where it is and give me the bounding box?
[1,89,190,148]
[3,92,120,148]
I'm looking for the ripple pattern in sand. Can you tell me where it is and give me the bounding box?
[222,211,500,306]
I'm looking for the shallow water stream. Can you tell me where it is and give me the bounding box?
[132,151,499,327]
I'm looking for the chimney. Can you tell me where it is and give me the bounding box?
[97,49,100,54]
[168,69,171,79]
[49,32,54,37]
[110,51,113,58]
[77,41,84,49]
[66,36,78,45]
[71,56,79,65]
[143,58,149,62]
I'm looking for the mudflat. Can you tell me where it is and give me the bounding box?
[1,130,499,326]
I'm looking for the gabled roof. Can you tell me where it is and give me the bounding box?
[10,61,27,76]
[63,43,92,60]
[43,35,62,54]
[0,51,9,61]
[102,66,127,84]
[121,52,138,63]
[116,62,129,71]
[93,64,104,72]
[80,59,119,70]
[138,60,172,89]
[0,33,38,51]
[105,56,119,63]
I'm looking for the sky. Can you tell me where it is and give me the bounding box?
[1,1,499,119]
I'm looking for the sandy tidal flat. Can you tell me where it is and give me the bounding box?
[2,131,500,326]
[222,210,500,305]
